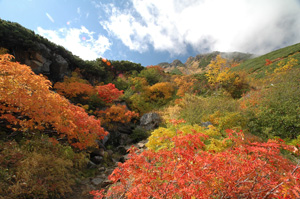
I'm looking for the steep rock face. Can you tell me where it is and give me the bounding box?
[12,42,71,81]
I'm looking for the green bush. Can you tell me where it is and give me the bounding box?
[246,69,300,140]
[130,126,150,142]
[139,67,163,85]
[0,135,88,198]
[179,94,239,125]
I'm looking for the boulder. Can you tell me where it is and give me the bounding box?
[91,156,103,164]
[201,121,213,128]
[140,112,161,131]
[116,146,127,155]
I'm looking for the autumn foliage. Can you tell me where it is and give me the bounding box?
[95,104,139,130]
[96,83,124,104]
[54,71,95,101]
[0,54,107,149]
[91,128,300,198]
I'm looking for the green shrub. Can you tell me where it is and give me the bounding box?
[179,94,239,125]
[0,136,88,198]
[139,67,163,85]
[130,126,150,142]
[246,69,300,140]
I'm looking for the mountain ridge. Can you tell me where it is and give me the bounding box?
[158,51,254,74]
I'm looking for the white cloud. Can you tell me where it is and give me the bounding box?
[100,0,300,55]
[46,12,54,23]
[36,26,111,60]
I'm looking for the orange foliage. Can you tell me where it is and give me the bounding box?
[54,70,95,100]
[91,130,300,198]
[54,81,95,99]
[96,83,123,103]
[173,75,197,97]
[146,82,174,101]
[239,89,263,111]
[95,104,139,129]
[0,54,107,149]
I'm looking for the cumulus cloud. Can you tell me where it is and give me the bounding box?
[36,26,111,60]
[100,0,300,55]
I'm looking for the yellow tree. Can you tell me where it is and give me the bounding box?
[206,55,249,98]
[146,82,175,103]
[206,55,231,88]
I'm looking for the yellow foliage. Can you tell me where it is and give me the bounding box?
[274,57,298,73]
[205,138,231,152]
[158,104,183,123]
[206,55,229,86]
[146,82,174,101]
[146,124,223,151]
[207,111,247,131]
[129,77,148,91]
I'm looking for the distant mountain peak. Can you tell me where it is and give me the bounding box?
[158,51,253,75]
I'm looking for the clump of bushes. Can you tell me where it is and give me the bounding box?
[0,135,88,198]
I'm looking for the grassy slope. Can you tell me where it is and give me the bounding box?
[231,42,300,78]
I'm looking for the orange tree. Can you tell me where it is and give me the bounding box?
[95,104,139,130]
[173,75,197,97]
[0,54,107,149]
[53,70,95,104]
[91,128,300,198]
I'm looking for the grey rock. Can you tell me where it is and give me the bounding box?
[96,139,106,150]
[101,179,113,187]
[98,167,106,172]
[107,150,114,157]
[119,133,132,145]
[91,156,103,164]
[201,121,213,128]
[87,160,97,169]
[137,142,145,148]
[102,134,109,145]
[80,178,90,185]
[116,146,127,155]
[140,112,161,131]
[91,178,104,186]
[51,54,69,80]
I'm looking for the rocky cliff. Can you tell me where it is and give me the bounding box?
[12,42,71,81]
[0,19,105,83]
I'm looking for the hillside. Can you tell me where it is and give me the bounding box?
[0,19,143,83]
[159,51,253,75]
[231,42,300,78]
[1,19,300,198]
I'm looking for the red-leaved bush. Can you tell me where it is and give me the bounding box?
[96,83,123,103]
[91,129,300,198]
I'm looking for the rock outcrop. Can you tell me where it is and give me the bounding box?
[13,42,71,81]
[140,112,162,131]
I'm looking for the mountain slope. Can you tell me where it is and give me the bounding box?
[159,51,253,75]
[231,42,300,78]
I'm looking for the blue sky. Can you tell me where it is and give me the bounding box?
[1,0,300,67]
